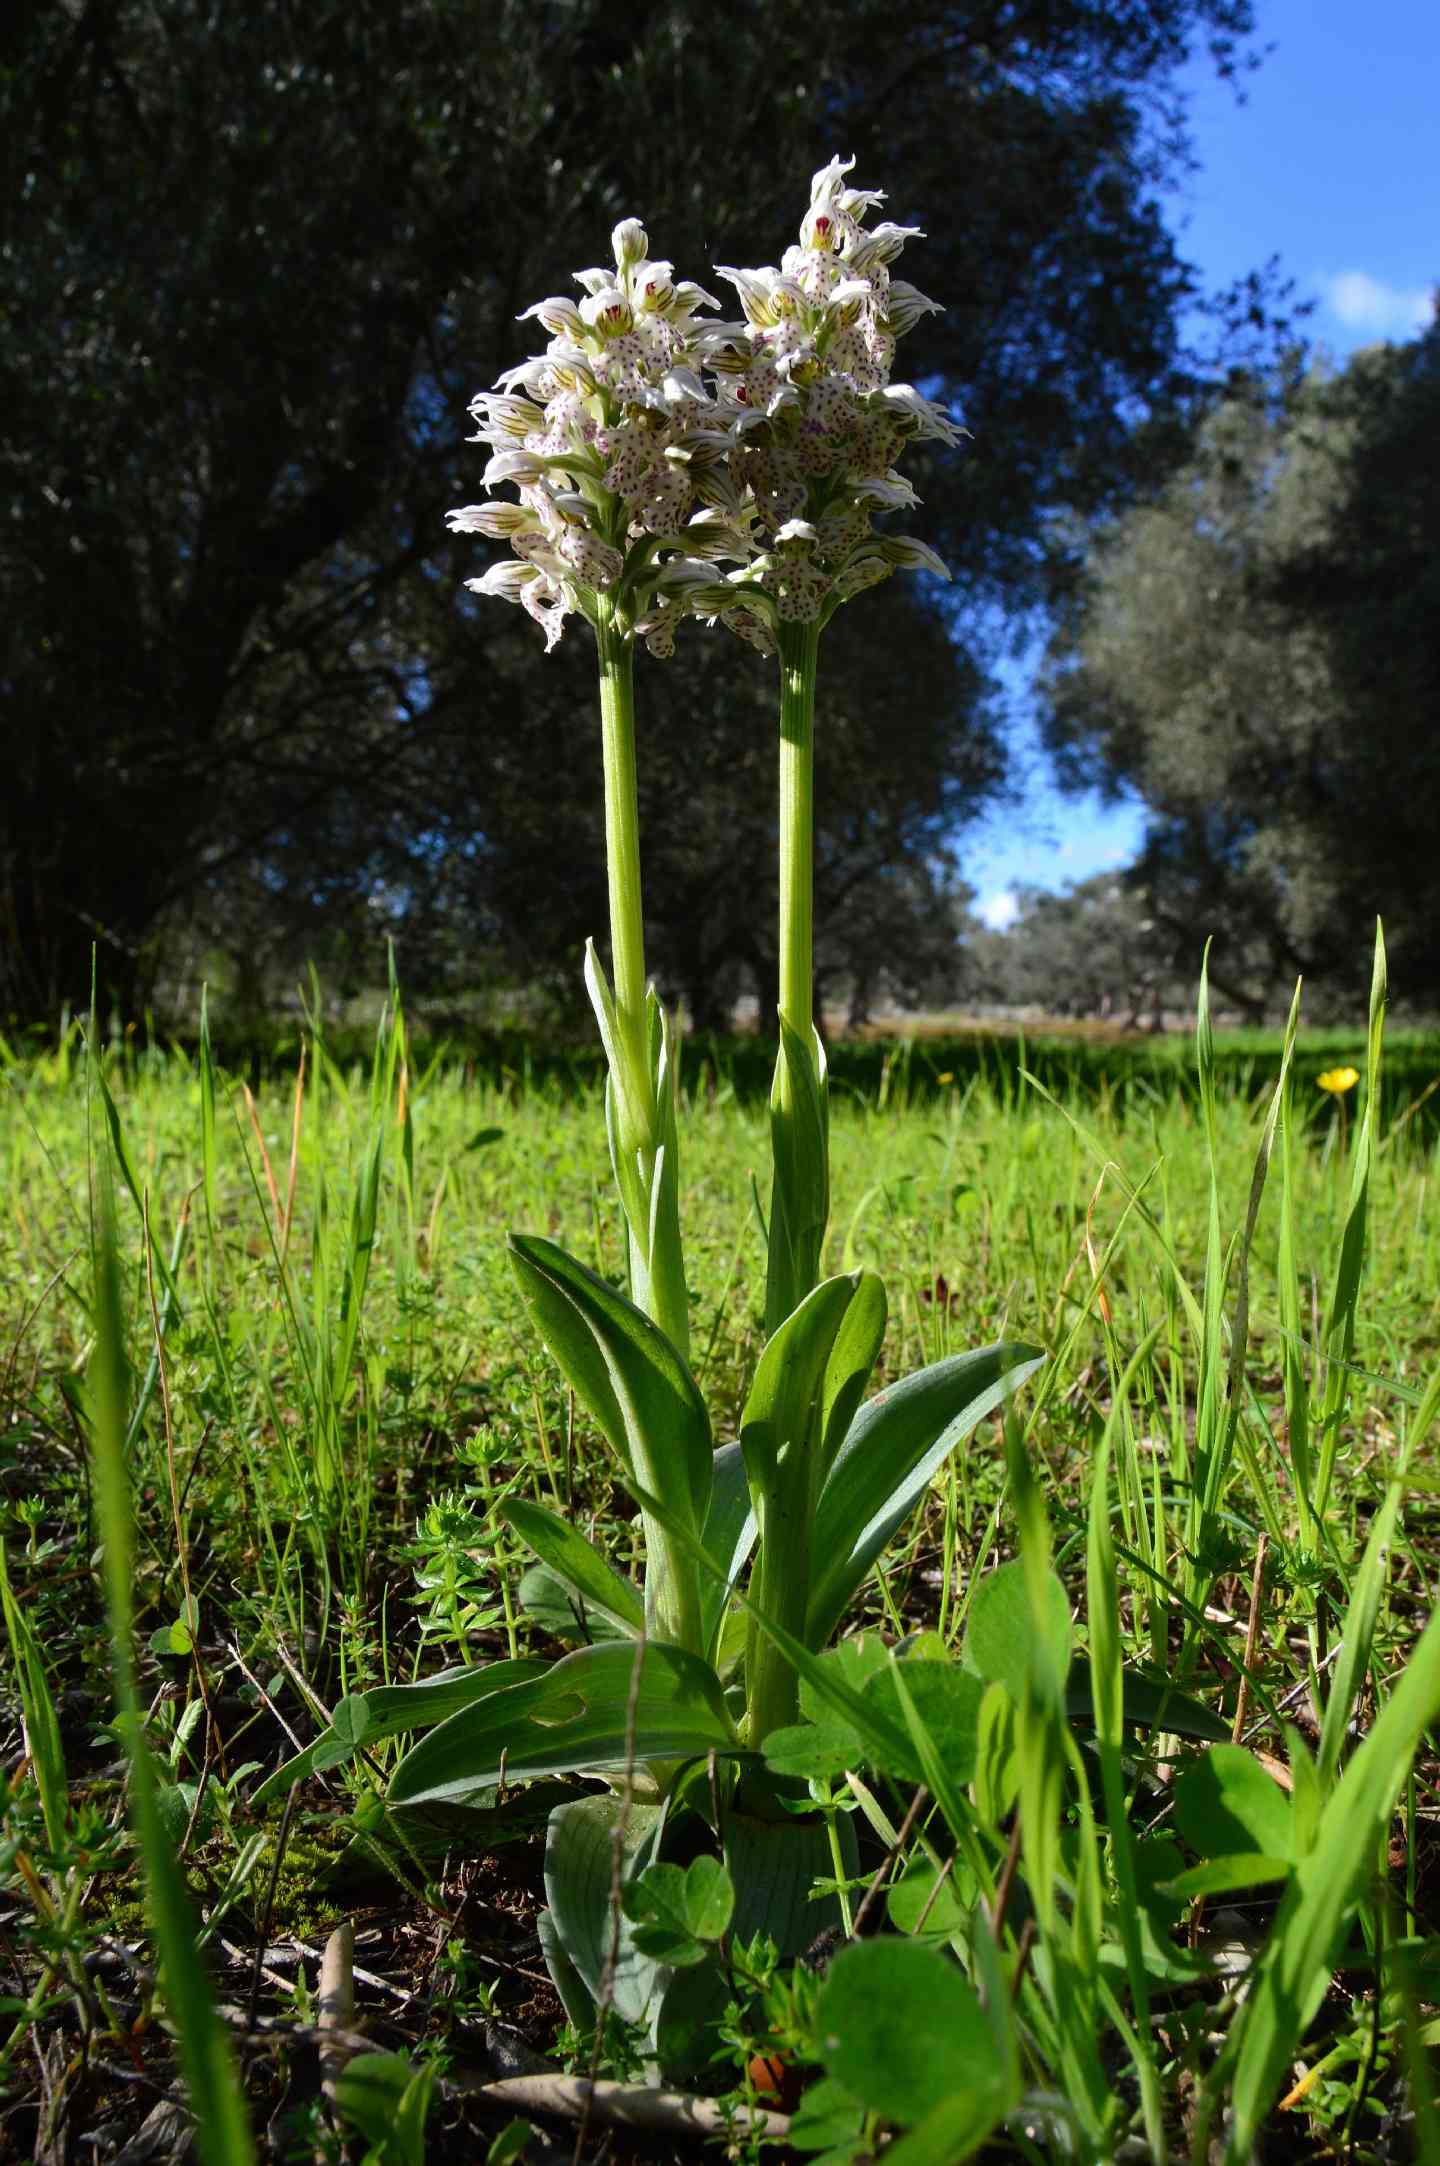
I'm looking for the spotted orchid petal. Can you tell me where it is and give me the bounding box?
[877,534,951,578]
[480,449,546,491]
[446,502,535,537]
[882,383,965,444]
[518,296,584,337]
[853,474,920,510]
[885,281,943,334]
[464,559,539,601]
[714,266,779,325]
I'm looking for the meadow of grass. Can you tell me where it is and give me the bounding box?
[3,993,1440,2162]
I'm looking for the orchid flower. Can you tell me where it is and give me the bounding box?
[447,219,746,658]
[706,154,961,656]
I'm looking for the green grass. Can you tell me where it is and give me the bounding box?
[3,1001,1440,2160]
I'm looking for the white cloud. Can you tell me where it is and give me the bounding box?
[1325,270,1433,338]
[979,888,1020,931]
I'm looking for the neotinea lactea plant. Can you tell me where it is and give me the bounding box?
[257,160,1040,2041]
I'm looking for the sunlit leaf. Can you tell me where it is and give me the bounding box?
[808,1344,1045,1647]
[388,1641,737,1805]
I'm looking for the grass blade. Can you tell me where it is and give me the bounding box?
[1215,1589,1440,2159]
[88,1176,256,2164]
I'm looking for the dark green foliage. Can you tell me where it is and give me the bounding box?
[2,0,1270,1024]
[1041,325,1440,1012]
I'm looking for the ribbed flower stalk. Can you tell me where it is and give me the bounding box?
[746,619,828,1741]
[592,594,690,1359]
[765,618,829,1336]
[776,619,819,1044]
[596,601,649,1070]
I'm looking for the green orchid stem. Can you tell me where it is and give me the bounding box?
[776,618,820,1038]
[746,1479,815,1746]
[766,617,829,1337]
[593,594,690,1362]
[596,598,653,1106]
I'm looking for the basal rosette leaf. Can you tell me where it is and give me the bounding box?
[765,1017,830,1335]
[806,1342,1046,1647]
[252,1656,548,1807]
[500,1495,645,1637]
[740,1272,861,1515]
[507,1232,711,1648]
[388,1642,738,1806]
[697,1440,757,1666]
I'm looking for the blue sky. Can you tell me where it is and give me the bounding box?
[966,0,1439,929]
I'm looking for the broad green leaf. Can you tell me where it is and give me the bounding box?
[516,1563,628,1644]
[251,1658,547,1807]
[740,1272,860,1508]
[697,1441,756,1663]
[725,1807,853,1958]
[884,2090,1013,2166]
[964,1559,1072,1708]
[621,1855,734,1965]
[763,1713,865,1783]
[803,1633,892,1707]
[501,1496,644,1635]
[766,1017,830,1336]
[973,1680,1019,1822]
[786,2075,868,2158]
[807,1343,1045,1647]
[1110,1837,1221,1985]
[383,1776,578,1858]
[630,1488,928,1791]
[1165,1854,1294,1899]
[1173,1746,1295,1864]
[507,1234,712,1534]
[764,1636,891,1780]
[536,1907,594,2032]
[816,1939,1009,2128]
[1065,1658,1230,1742]
[865,1662,983,1787]
[332,2052,434,2166]
[888,1857,974,1943]
[819,1269,887,1477]
[654,1958,730,2081]
[741,1276,867,1740]
[387,1642,737,1806]
[544,1794,665,2029]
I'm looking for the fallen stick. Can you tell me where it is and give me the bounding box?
[448,2071,791,2142]
[237,1976,794,2144]
[317,1921,355,2105]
